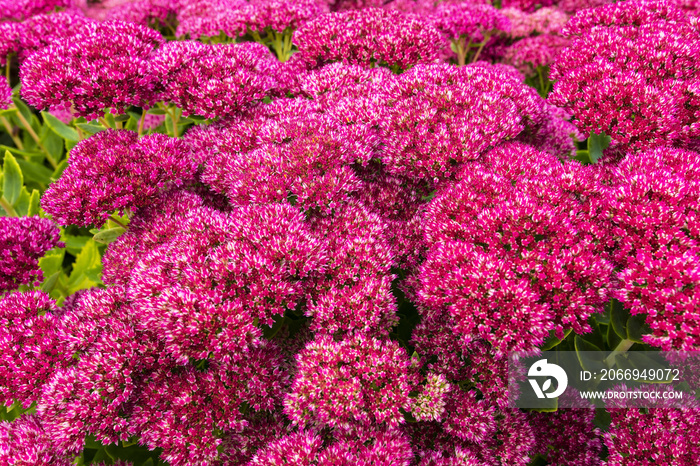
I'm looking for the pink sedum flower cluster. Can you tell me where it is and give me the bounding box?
[604,147,700,350]
[20,20,163,119]
[294,8,444,69]
[0,217,61,293]
[41,129,195,227]
[3,0,699,464]
[149,41,279,118]
[549,0,700,152]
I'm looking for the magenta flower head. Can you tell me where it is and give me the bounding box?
[101,188,216,286]
[379,63,546,181]
[20,20,163,120]
[0,414,74,466]
[105,0,179,29]
[0,291,63,409]
[175,0,252,39]
[249,427,414,466]
[0,217,62,293]
[0,79,11,110]
[549,0,700,152]
[18,12,92,61]
[604,386,700,465]
[0,21,25,66]
[409,403,534,465]
[519,104,583,160]
[606,146,700,350]
[149,41,279,118]
[418,142,613,351]
[528,391,602,466]
[41,130,196,227]
[0,0,73,21]
[306,201,399,336]
[503,34,570,78]
[248,0,328,33]
[284,334,412,428]
[501,0,554,12]
[502,7,569,38]
[432,3,511,43]
[294,8,444,70]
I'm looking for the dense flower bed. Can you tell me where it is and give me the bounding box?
[0,0,699,464]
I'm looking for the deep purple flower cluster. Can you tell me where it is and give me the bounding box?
[248,0,328,33]
[378,63,546,181]
[550,0,700,152]
[149,41,279,118]
[16,12,93,61]
[0,217,61,293]
[20,20,163,119]
[0,414,74,466]
[294,8,444,69]
[41,129,195,227]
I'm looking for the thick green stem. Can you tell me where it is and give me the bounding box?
[98,116,111,129]
[168,107,179,138]
[138,111,147,137]
[470,35,490,64]
[15,109,56,168]
[0,197,17,216]
[604,338,635,368]
[454,38,469,67]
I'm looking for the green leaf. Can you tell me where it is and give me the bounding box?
[626,314,650,343]
[540,328,572,351]
[39,249,65,277]
[574,150,590,164]
[12,96,39,132]
[2,150,23,205]
[65,239,103,293]
[625,352,673,383]
[607,319,622,351]
[40,125,64,163]
[62,233,90,256]
[12,186,31,216]
[0,144,43,160]
[587,131,611,163]
[75,123,107,136]
[28,189,40,216]
[609,298,629,340]
[41,111,79,141]
[17,159,52,187]
[93,226,126,245]
[41,271,61,293]
[574,336,607,372]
